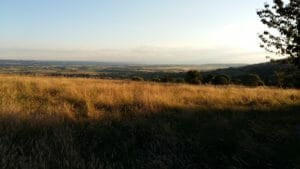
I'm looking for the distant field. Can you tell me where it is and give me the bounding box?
[0,59,246,80]
[0,75,299,169]
[1,60,298,89]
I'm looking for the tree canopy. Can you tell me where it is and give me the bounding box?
[211,75,231,85]
[257,0,300,66]
[185,70,202,84]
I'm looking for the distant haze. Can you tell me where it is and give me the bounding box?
[0,0,271,64]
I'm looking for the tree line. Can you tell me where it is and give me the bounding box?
[132,69,300,88]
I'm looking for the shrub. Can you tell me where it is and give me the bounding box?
[237,74,264,87]
[161,76,175,83]
[132,76,144,81]
[211,75,230,85]
[185,70,202,84]
[203,74,214,84]
[277,70,300,88]
[152,78,161,82]
[175,78,185,83]
[270,64,300,88]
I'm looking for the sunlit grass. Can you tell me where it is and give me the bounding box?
[0,75,299,169]
[0,75,299,119]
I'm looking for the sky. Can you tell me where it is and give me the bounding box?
[0,0,272,64]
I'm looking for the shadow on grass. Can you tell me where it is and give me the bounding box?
[0,105,299,169]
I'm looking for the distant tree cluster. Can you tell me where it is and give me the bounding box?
[131,67,299,88]
[141,70,265,87]
[234,74,265,87]
[175,70,259,86]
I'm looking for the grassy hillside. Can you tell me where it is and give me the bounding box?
[0,75,299,169]
[203,61,299,86]
[204,62,286,77]
[0,75,298,117]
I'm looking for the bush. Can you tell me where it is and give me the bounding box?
[237,74,264,87]
[211,75,230,85]
[152,78,161,82]
[277,70,300,88]
[132,76,144,81]
[161,76,175,83]
[175,78,185,83]
[203,74,214,84]
[270,65,300,88]
[185,70,202,84]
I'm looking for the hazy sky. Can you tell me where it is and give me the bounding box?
[0,0,271,64]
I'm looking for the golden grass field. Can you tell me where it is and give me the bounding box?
[0,74,300,169]
[0,74,299,119]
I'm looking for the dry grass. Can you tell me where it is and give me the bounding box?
[0,74,299,119]
[0,75,300,169]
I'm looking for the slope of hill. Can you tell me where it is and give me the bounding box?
[0,75,299,169]
[203,62,286,77]
[203,61,299,86]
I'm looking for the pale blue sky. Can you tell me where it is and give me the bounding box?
[0,0,270,64]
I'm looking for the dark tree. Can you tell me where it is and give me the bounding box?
[152,78,161,82]
[237,74,265,87]
[161,76,175,83]
[211,75,231,85]
[203,74,214,84]
[132,76,144,81]
[175,78,185,83]
[257,0,300,66]
[185,70,202,84]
